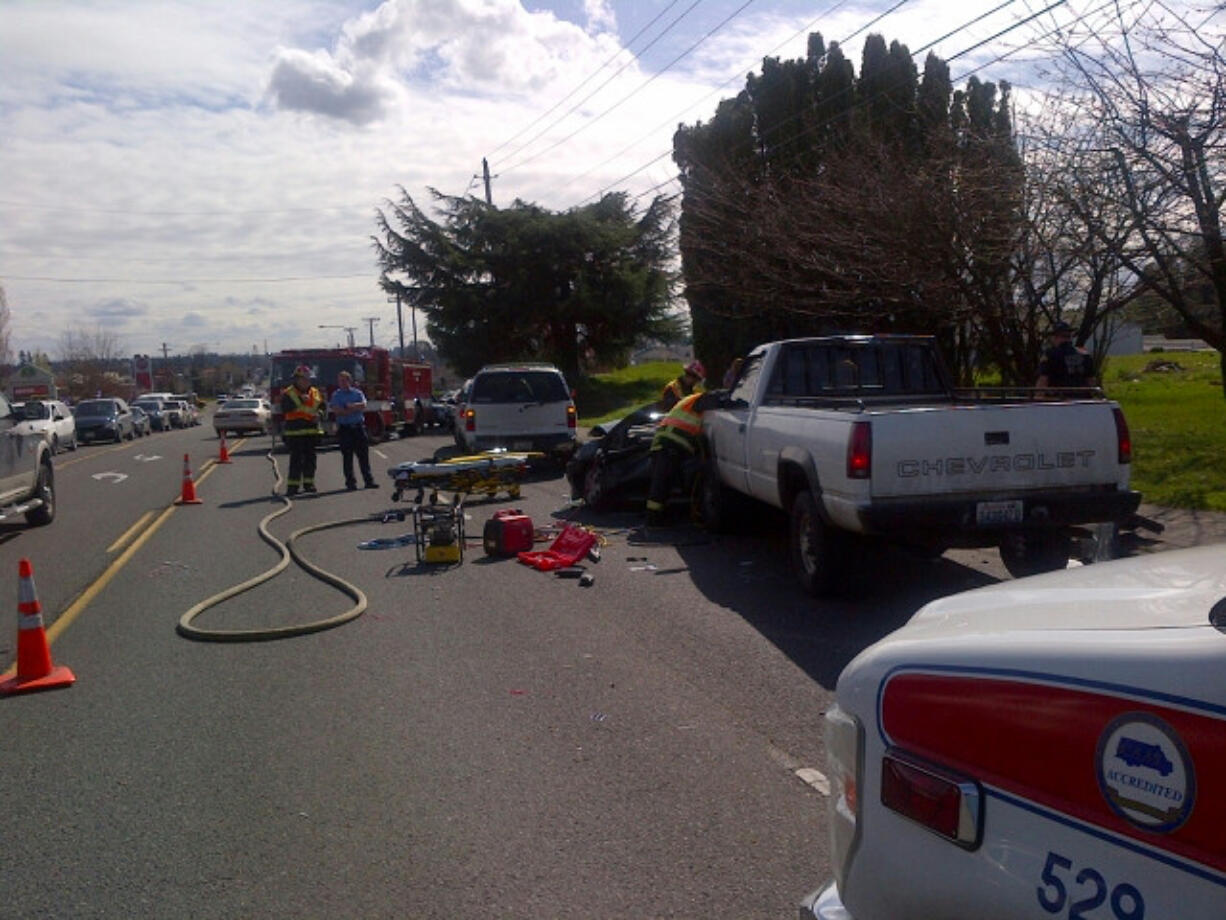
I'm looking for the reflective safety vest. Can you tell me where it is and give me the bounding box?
[283,385,324,436]
[652,392,703,454]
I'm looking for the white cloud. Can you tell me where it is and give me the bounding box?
[0,0,1137,357]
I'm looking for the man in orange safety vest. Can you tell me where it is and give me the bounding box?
[280,364,325,496]
[645,389,722,526]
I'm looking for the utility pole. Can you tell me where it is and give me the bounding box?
[361,316,379,348]
[389,292,404,358]
[483,158,493,205]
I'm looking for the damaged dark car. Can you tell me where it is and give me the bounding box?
[567,403,710,513]
[566,404,665,511]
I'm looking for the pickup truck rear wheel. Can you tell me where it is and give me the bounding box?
[790,490,840,596]
[999,531,1072,579]
[25,463,54,526]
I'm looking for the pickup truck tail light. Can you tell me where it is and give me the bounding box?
[846,421,872,479]
[824,705,864,890]
[464,408,475,432]
[1113,407,1132,465]
[567,404,577,429]
[880,749,982,849]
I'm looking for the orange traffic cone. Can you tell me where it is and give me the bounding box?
[0,558,75,696]
[177,453,202,505]
[217,433,232,464]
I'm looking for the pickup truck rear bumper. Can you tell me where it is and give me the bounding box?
[856,488,1141,547]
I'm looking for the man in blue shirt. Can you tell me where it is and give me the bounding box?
[329,370,378,490]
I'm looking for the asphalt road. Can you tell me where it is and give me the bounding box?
[2,418,1221,919]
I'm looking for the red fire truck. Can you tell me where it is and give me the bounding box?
[269,347,433,443]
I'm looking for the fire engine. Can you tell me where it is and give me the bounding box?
[269,346,433,443]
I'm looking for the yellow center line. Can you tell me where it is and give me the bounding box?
[3,451,235,677]
[107,510,155,553]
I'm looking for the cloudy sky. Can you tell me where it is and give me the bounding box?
[0,0,1132,359]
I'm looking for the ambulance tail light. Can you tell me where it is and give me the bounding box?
[1113,408,1132,465]
[464,408,475,432]
[825,705,864,890]
[846,421,872,479]
[880,749,982,849]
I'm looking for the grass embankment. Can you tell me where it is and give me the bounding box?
[576,353,1226,512]
[1103,351,1226,511]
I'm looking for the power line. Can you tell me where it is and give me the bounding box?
[587,0,1108,209]
[488,0,691,161]
[5,273,373,284]
[553,0,860,199]
[497,0,761,177]
[0,198,365,217]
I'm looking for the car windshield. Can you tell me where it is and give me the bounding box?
[471,370,569,403]
[75,400,115,417]
[223,399,261,409]
[18,402,49,420]
[133,401,161,411]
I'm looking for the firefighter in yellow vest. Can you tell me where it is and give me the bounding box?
[280,364,325,496]
[645,389,722,526]
[658,359,706,412]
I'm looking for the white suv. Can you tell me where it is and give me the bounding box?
[456,364,577,462]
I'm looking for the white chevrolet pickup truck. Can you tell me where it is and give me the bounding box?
[701,335,1141,593]
[803,543,1226,919]
[0,392,55,526]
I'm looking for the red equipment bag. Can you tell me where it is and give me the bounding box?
[517,524,598,571]
[483,509,535,557]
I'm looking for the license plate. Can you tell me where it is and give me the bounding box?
[977,500,1023,525]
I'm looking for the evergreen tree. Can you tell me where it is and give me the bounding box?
[373,190,679,381]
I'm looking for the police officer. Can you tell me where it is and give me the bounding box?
[658,360,706,412]
[645,389,723,526]
[1037,321,1097,392]
[280,364,325,496]
[330,370,378,491]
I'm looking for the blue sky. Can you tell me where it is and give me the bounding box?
[0,0,1169,358]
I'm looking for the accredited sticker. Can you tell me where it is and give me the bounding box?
[1096,712,1195,832]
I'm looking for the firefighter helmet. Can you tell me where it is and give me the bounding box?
[293,364,312,378]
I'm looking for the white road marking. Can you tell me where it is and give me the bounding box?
[91,471,129,483]
[795,767,831,796]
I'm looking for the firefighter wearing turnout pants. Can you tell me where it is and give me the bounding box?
[645,390,722,526]
[281,365,325,496]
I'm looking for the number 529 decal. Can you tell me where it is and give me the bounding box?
[1037,851,1145,919]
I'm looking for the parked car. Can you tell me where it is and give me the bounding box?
[565,403,687,510]
[173,398,200,427]
[802,543,1226,920]
[131,398,171,431]
[161,400,186,429]
[73,397,135,443]
[130,405,152,437]
[12,399,77,454]
[454,364,577,462]
[0,393,55,526]
[213,397,271,438]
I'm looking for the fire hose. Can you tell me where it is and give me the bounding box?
[176,443,370,642]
